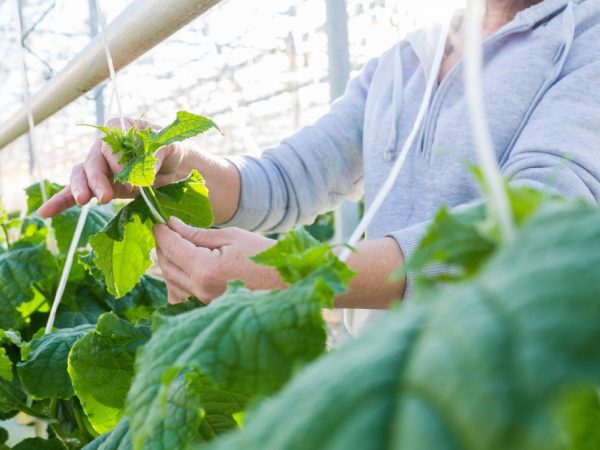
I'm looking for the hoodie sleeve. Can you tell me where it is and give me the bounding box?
[501,60,600,200]
[220,57,379,232]
[390,56,600,299]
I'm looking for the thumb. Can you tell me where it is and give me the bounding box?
[168,217,231,249]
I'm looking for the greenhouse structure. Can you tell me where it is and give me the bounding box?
[0,0,599,449]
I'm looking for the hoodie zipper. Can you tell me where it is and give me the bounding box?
[416,19,540,158]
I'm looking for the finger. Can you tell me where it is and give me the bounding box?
[83,139,114,203]
[157,248,210,305]
[166,280,192,304]
[156,248,193,288]
[38,187,76,218]
[168,217,232,249]
[154,224,217,270]
[156,249,196,304]
[100,141,124,176]
[69,163,93,206]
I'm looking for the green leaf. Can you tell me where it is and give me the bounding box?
[69,313,151,434]
[84,371,245,450]
[403,185,562,291]
[204,201,600,450]
[89,214,155,298]
[55,292,110,329]
[0,330,22,347]
[114,154,158,187]
[152,170,214,227]
[82,418,132,450]
[52,206,112,254]
[25,181,64,214]
[0,244,58,329]
[126,228,351,449]
[195,374,247,442]
[95,112,218,188]
[153,111,219,148]
[560,387,600,450]
[12,438,67,450]
[0,349,12,382]
[89,171,213,298]
[404,205,495,284]
[0,427,7,445]
[252,226,354,290]
[18,325,93,399]
[109,274,168,322]
[8,217,48,246]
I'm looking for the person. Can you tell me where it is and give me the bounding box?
[39,0,600,331]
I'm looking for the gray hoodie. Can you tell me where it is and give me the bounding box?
[224,0,600,329]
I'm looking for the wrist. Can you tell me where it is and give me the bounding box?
[335,237,406,309]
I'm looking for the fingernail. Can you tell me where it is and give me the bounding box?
[96,189,104,203]
[169,217,184,226]
[73,190,80,204]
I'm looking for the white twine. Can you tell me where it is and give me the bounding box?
[340,18,451,333]
[464,0,515,242]
[338,19,451,263]
[45,203,91,333]
[95,0,165,224]
[14,0,47,204]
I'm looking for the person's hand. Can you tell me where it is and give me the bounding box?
[154,217,284,304]
[38,117,186,218]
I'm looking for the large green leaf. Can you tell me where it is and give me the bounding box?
[52,206,112,254]
[0,349,11,382]
[0,244,58,329]
[560,387,600,449]
[82,418,132,450]
[12,438,67,450]
[151,172,214,228]
[17,325,93,399]
[204,202,600,450]
[84,372,246,450]
[89,215,155,298]
[55,286,111,329]
[109,275,167,323]
[69,313,151,434]
[404,186,556,291]
[88,171,213,298]
[126,227,352,450]
[25,181,64,214]
[153,112,219,148]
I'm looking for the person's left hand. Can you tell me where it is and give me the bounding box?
[153,218,284,304]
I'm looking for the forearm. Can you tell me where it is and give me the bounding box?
[334,237,406,309]
[176,145,241,225]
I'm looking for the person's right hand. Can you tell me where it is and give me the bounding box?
[38,117,186,218]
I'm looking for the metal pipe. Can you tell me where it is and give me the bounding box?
[0,0,222,150]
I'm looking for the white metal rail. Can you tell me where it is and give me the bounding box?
[0,0,223,150]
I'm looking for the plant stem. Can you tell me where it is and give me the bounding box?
[70,400,98,439]
[1,224,11,251]
[141,186,167,224]
[0,382,49,419]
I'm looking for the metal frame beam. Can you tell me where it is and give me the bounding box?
[0,0,222,150]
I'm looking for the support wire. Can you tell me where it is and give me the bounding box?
[340,19,450,333]
[95,0,166,225]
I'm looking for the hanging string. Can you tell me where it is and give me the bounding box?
[338,19,451,263]
[45,204,90,333]
[95,0,165,225]
[339,18,451,333]
[45,74,119,335]
[464,0,515,243]
[14,0,47,203]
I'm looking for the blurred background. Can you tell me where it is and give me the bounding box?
[0,0,462,210]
